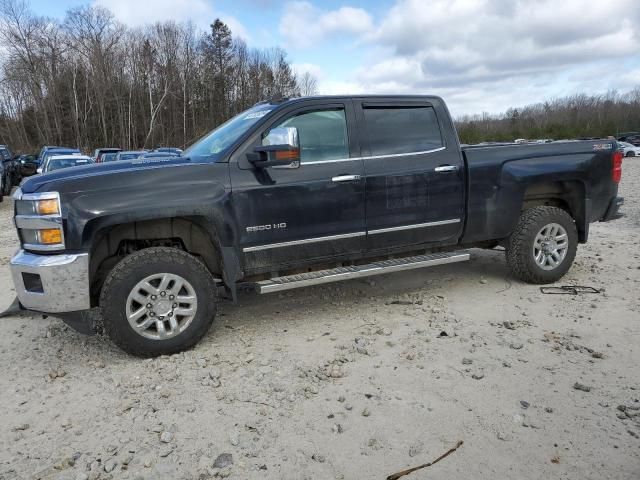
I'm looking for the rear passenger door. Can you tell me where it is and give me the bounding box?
[356,100,464,250]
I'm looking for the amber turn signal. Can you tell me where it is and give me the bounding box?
[275,149,300,161]
[38,228,63,245]
[36,198,60,215]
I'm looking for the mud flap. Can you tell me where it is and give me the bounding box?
[220,246,241,303]
[59,308,103,336]
[0,297,101,335]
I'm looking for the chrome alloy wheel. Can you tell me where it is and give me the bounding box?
[126,273,198,340]
[532,223,569,271]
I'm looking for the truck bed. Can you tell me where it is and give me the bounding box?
[460,140,619,243]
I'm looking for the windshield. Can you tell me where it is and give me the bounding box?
[48,158,92,171]
[44,149,79,162]
[184,104,274,160]
[119,152,143,160]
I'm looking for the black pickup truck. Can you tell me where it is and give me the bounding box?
[9,96,624,356]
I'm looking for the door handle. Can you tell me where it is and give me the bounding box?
[332,174,362,182]
[434,165,458,173]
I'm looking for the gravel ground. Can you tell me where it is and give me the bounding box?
[0,160,638,480]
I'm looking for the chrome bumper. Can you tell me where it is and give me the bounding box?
[10,250,90,313]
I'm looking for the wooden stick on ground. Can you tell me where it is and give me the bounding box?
[386,440,464,480]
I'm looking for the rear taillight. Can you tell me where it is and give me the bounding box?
[612,150,623,183]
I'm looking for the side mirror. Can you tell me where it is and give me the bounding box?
[249,127,300,168]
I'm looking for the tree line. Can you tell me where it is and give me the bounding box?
[2,0,639,152]
[455,88,640,144]
[0,0,315,153]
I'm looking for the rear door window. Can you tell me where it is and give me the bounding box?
[363,106,443,156]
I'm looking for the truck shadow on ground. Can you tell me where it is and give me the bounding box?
[14,248,517,363]
[210,247,514,334]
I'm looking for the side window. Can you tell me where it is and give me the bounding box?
[266,108,349,163]
[363,106,443,156]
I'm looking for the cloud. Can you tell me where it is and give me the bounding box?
[94,0,213,27]
[291,62,325,80]
[347,0,640,115]
[317,79,365,96]
[93,0,250,41]
[280,1,373,48]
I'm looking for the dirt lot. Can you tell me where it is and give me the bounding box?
[0,161,638,480]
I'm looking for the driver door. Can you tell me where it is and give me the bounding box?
[229,101,366,272]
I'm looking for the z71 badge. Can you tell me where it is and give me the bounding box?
[246,223,287,233]
[592,143,613,151]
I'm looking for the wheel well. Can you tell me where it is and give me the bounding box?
[521,180,587,241]
[89,217,221,305]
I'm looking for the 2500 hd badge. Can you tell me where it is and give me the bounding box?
[246,223,287,233]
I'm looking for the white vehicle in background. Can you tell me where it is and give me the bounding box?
[618,141,640,157]
[37,155,93,174]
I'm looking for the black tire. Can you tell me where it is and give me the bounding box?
[626,151,635,157]
[100,247,217,357]
[505,206,578,284]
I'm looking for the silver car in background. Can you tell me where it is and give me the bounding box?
[38,155,94,174]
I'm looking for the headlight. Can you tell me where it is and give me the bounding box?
[14,191,65,251]
[16,196,60,216]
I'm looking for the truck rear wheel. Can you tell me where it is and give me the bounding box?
[100,247,217,357]
[505,206,578,284]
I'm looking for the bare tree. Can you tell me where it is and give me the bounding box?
[298,71,318,96]
[0,2,300,152]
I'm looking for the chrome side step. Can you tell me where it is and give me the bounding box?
[254,251,470,294]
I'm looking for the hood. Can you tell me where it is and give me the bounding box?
[21,155,196,194]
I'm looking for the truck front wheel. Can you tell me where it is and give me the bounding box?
[505,206,578,284]
[100,247,217,357]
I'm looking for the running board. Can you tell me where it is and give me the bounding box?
[254,251,470,294]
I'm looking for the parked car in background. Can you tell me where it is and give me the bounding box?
[618,141,640,157]
[38,151,84,174]
[37,145,63,162]
[40,148,81,168]
[154,147,183,155]
[0,144,20,197]
[114,150,147,161]
[39,155,93,174]
[94,148,122,163]
[617,132,640,146]
[17,154,39,178]
[100,152,119,162]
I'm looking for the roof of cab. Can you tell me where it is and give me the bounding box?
[259,94,445,107]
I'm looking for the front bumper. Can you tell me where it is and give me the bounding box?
[10,250,90,313]
[601,196,624,222]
